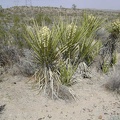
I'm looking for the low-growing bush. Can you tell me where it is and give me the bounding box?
[35,13,52,26]
[105,72,120,94]
[0,46,21,67]
[100,19,120,73]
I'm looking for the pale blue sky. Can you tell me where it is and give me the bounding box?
[0,0,120,10]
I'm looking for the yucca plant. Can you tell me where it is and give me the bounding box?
[24,20,68,99]
[24,14,103,99]
[53,14,103,83]
[110,19,120,66]
[108,19,120,38]
[59,58,77,86]
[104,19,120,68]
[55,21,78,61]
[74,14,103,65]
[56,14,103,65]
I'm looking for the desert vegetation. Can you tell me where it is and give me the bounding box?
[0,6,120,120]
[0,6,120,99]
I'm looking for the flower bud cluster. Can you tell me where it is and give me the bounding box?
[40,26,51,47]
[40,26,51,39]
[88,14,96,21]
[111,19,120,33]
[66,23,77,39]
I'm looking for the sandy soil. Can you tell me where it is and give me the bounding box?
[0,66,120,120]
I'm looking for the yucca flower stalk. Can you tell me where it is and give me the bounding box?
[66,23,77,39]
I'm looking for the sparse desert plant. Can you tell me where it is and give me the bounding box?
[105,72,120,94]
[0,20,9,46]
[24,20,69,99]
[0,46,20,67]
[57,14,103,65]
[101,60,110,73]
[9,23,28,48]
[100,19,120,73]
[108,19,120,38]
[18,53,38,76]
[24,14,103,99]
[76,13,103,65]
[59,58,77,86]
[35,13,52,26]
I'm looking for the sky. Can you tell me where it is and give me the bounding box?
[0,0,120,10]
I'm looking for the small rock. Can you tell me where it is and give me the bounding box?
[13,82,16,84]
[104,113,108,115]
[38,117,45,120]
[98,115,102,119]
[47,115,52,118]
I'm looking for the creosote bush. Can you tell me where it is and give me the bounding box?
[105,72,120,94]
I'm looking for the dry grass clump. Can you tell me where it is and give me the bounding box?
[105,72,120,94]
[17,49,38,76]
[0,46,21,67]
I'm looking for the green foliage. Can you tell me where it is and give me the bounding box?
[0,11,4,17]
[102,19,120,73]
[9,22,28,48]
[55,14,103,66]
[101,61,110,73]
[13,15,20,24]
[0,21,9,46]
[107,19,120,37]
[35,13,52,26]
[73,13,103,65]
[24,13,103,98]
[111,50,117,66]
[59,59,77,86]
[24,20,67,98]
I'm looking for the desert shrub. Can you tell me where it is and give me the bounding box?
[9,23,28,48]
[108,19,120,38]
[74,13,103,65]
[0,20,9,46]
[13,15,20,24]
[101,19,120,73]
[0,46,20,67]
[59,58,77,86]
[24,20,67,99]
[24,14,103,99]
[101,60,110,73]
[105,72,120,94]
[35,13,52,26]
[56,14,103,65]
[18,49,38,76]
